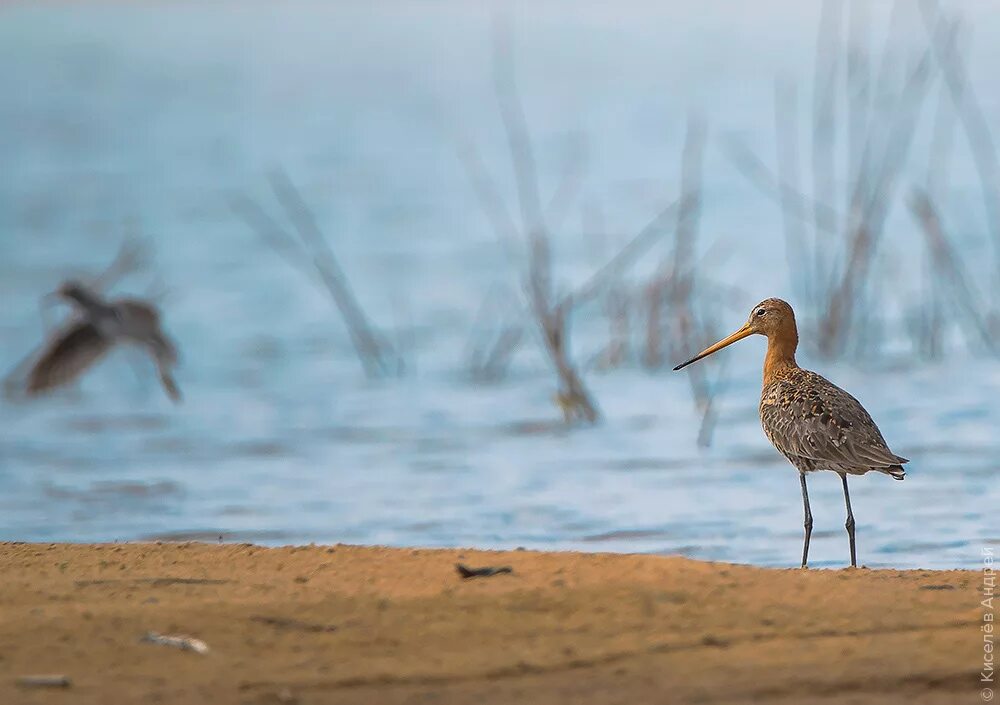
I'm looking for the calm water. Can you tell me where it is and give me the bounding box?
[0,1,997,568]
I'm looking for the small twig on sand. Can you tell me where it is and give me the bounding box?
[250,615,339,633]
[141,631,210,655]
[17,675,72,688]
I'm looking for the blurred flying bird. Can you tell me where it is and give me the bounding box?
[674,298,907,568]
[17,281,181,403]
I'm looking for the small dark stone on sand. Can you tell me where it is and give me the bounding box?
[455,563,513,579]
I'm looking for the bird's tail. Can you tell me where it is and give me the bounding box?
[144,330,182,403]
[158,368,182,403]
[884,464,906,480]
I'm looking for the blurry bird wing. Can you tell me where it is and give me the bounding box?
[140,326,179,368]
[760,372,907,470]
[115,299,160,324]
[157,367,182,403]
[140,329,181,402]
[116,300,179,365]
[3,345,43,400]
[25,321,114,395]
[149,333,182,403]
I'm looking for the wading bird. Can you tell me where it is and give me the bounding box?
[19,281,181,402]
[673,298,906,568]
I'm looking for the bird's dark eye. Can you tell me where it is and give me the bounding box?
[755,308,766,317]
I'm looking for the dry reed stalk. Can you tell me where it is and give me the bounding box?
[231,171,395,378]
[490,17,600,423]
[643,118,705,372]
[909,190,996,354]
[816,44,933,357]
[649,117,726,446]
[919,0,1000,288]
[812,0,842,294]
[728,0,939,361]
[465,286,524,382]
[463,21,724,426]
[590,285,631,372]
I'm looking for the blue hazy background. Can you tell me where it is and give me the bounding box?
[0,1,996,567]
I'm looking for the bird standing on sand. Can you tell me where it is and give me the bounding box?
[18,281,181,402]
[673,298,906,568]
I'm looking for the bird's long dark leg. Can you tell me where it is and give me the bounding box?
[799,472,813,569]
[840,473,857,568]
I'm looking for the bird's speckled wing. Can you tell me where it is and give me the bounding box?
[759,369,907,473]
[26,321,114,395]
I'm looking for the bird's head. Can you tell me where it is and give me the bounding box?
[743,298,796,338]
[56,280,96,307]
[673,298,797,371]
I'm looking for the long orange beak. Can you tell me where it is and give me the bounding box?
[673,323,754,371]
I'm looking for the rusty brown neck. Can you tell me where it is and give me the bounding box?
[763,323,799,386]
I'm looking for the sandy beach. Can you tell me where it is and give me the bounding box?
[0,542,984,704]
